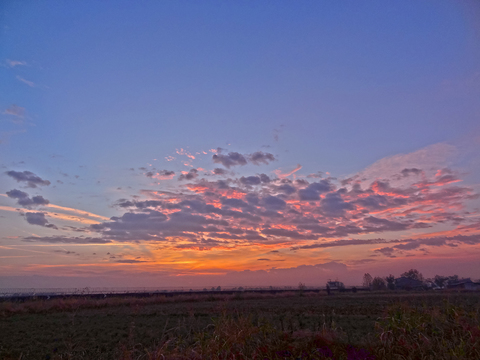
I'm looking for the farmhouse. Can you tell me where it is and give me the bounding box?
[446,278,480,291]
[394,277,423,290]
[326,280,345,290]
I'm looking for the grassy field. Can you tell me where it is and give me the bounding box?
[0,291,479,359]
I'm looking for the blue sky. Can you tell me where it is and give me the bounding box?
[1,1,480,288]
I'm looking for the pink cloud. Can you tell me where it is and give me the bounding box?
[274,164,302,179]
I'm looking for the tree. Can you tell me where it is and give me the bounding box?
[401,269,423,282]
[363,273,373,288]
[447,275,459,284]
[371,277,387,290]
[434,275,449,288]
[385,274,395,290]
[298,282,306,296]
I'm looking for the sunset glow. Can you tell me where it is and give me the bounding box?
[1,1,480,289]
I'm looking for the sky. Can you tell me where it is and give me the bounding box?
[1,0,480,289]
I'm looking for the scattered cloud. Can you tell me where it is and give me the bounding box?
[248,151,276,166]
[23,212,57,229]
[213,168,228,175]
[212,152,248,168]
[144,169,175,180]
[212,150,276,168]
[33,162,474,248]
[23,236,110,244]
[273,125,284,142]
[357,143,458,186]
[178,168,199,181]
[6,189,49,208]
[115,259,148,263]
[6,170,51,188]
[176,148,195,159]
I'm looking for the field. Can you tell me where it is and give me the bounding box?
[1,291,479,359]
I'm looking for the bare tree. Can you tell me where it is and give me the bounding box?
[372,277,386,290]
[363,273,373,288]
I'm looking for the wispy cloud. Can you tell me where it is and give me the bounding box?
[5,59,27,67]
[274,164,302,179]
[4,104,25,118]
[16,76,35,87]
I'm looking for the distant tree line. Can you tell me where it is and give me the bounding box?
[362,269,474,291]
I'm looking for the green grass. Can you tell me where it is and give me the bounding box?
[0,291,479,359]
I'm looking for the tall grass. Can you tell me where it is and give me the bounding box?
[374,301,480,359]
[1,293,479,359]
[117,300,480,359]
[118,311,369,360]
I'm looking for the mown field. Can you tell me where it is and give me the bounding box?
[0,291,479,359]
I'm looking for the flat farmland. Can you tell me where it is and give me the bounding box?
[1,291,479,359]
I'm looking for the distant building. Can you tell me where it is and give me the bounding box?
[446,278,480,291]
[394,277,423,290]
[326,280,345,290]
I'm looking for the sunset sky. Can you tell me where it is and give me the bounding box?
[1,1,480,289]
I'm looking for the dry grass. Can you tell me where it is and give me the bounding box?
[0,291,318,317]
[374,301,480,359]
[1,292,479,359]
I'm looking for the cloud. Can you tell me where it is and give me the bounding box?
[145,169,175,180]
[6,189,49,208]
[357,143,458,185]
[6,59,27,67]
[53,250,77,255]
[292,234,480,256]
[240,176,262,186]
[4,105,25,118]
[212,152,248,168]
[16,76,35,87]
[274,164,302,179]
[213,168,228,175]
[272,125,284,142]
[6,170,51,188]
[401,168,423,177]
[212,151,276,168]
[178,168,198,181]
[176,148,195,160]
[298,180,333,201]
[24,212,57,229]
[248,151,276,165]
[23,236,110,244]
[320,192,354,217]
[307,172,323,179]
[263,195,287,210]
[19,143,476,252]
[82,162,478,248]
